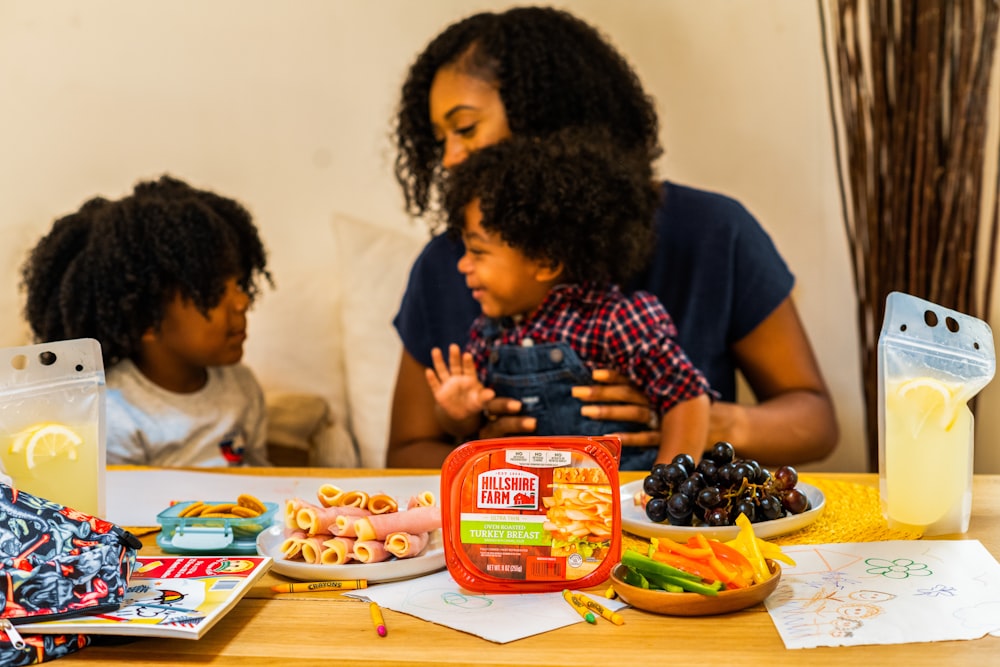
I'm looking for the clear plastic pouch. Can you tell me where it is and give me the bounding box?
[877,292,995,536]
[0,339,106,517]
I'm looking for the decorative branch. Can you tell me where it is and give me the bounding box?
[818,0,1000,470]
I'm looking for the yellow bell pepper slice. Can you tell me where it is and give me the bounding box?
[755,539,796,566]
[734,514,771,583]
[724,520,797,572]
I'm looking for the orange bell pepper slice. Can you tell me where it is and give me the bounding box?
[692,533,749,588]
[655,536,713,560]
[650,550,721,583]
[704,538,756,585]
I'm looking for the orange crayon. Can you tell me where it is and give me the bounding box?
[270,580,367,593]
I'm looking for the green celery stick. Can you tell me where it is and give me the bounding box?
[621,550,722,596]
[621,549,701,581]
[644,571,721,596]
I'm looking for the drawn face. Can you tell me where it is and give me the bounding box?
[429,67,512,170]
[833,617,862,630]
[213,559,255,574]
[456,200,556,319]
[837,603,882,619]
[849,590,895,602]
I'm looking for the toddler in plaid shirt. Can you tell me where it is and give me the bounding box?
[425,129,714,470]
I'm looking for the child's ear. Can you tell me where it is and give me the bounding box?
[535,260,564,283]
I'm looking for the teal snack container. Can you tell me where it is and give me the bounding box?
[156,500,278,555]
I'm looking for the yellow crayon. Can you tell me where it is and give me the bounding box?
[573,592,625,625]
[562,589,596,624]
[270,580,368,593]
[370,601,387,637]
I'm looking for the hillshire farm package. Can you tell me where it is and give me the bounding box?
[441,436,621,593]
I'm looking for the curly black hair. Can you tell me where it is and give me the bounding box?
[20,175,272,368]
[443,128,659,286]
[394,6,661,225]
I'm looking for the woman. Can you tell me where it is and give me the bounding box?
[387,6,837,468]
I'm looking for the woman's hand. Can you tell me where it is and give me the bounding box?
[477,396,537,439]
[571,369,660,447]
[476,368,658,444]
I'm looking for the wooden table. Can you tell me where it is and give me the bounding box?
[63,469,1000,666]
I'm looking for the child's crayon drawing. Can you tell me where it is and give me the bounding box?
[765,540,1000,648]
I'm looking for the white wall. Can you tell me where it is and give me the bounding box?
[1,1,996,472]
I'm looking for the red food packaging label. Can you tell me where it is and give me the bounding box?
[441,436,621,593]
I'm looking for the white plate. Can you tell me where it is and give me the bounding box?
[256,525,445,583]
[620,479,825,541]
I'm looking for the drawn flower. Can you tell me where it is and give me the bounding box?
[916,584,956,597]
[864,557,932,579]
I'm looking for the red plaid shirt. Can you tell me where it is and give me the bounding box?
[467,283,713,414]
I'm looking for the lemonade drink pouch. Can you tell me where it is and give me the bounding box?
[0,339,106,516]
[877,292,995,536]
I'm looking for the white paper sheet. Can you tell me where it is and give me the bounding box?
[346,570,628,643]
[764,539,1000,648]
[105,469,440,526]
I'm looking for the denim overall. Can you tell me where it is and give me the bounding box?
[482,324,658,471]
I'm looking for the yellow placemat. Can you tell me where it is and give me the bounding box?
[621,474,920,552]
[770,475,919,545]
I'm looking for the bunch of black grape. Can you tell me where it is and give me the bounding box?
[641,441,810,527]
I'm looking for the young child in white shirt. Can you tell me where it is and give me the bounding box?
[20,175,274,466]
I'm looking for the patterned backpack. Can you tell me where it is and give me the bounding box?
[0,484,141,665]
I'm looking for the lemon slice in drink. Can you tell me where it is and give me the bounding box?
[896,377,963,431]
[9,423,82,470]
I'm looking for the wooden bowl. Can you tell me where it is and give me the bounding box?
[610,560,782,617]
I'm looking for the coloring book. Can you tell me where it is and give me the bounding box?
[16,555,271,640]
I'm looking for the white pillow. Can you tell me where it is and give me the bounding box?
[331,212,427,467]
[241,213,357,468]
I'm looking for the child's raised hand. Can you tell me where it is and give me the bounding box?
[425,344,494,422]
